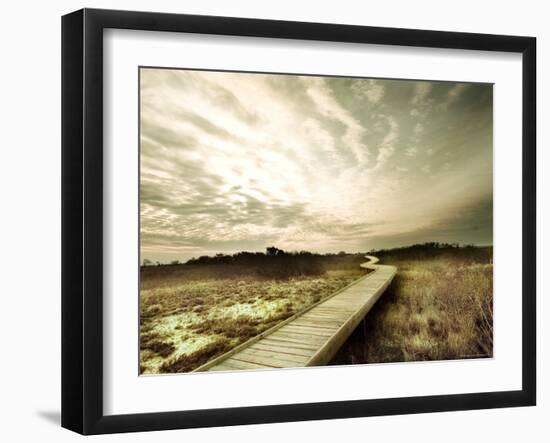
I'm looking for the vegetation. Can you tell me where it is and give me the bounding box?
[331,244,493,365]
[140,249,369,374]
[140,243,493,373]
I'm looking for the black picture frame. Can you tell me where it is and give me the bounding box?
[61,8,536,435]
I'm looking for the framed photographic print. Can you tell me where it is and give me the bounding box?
[61,8,536,435]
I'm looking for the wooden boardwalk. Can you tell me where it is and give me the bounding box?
[195,256,396,372]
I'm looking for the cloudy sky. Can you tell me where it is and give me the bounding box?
[140,68,492,263]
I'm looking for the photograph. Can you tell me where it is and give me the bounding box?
[138,67,494,375]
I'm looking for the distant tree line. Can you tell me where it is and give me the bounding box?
[186,247,319,265]
[185,247,327,278]
[141,247,371,278]
[141,242,491,269]
[370,242,490,262]
[368,242,473,255]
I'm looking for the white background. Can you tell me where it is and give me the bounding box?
[104,30,523,415]
[0,0,547,441]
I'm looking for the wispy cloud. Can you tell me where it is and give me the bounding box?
[439,83,471,110]
[405,147,418,157]
[351,79,385,104]
[140,69,493,262]
[305,77,370,166]
[412,82,432,105]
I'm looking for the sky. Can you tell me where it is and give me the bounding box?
[140,68,493,263]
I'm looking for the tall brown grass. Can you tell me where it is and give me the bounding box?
[331,246,493,365]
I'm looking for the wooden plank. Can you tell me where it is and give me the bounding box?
[309,305,354,310]
[234,353,306,366]
[324,299,365,305]
[300,311,350,318]
[279,323,336,331]
[297,318,346,323]
[229,353,305,368]
[291,319,345,328]
[209,359,273,371]
[260,337,320,351]
[237,347,309,363]
[279,325,335,337]
[269,331,329,344]
[251,343,313,357]
[312,307,356,313]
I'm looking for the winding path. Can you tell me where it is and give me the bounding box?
[195,256,397,372]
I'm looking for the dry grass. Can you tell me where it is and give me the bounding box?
[141,246,492,372]
[140,255,368,374]
[331,247,493,365]
[160,340,233,373]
